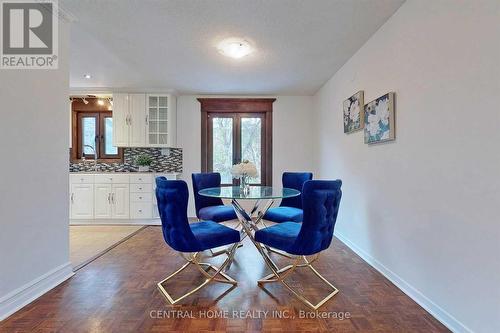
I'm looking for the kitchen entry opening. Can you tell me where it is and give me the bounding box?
[199,98,275,186]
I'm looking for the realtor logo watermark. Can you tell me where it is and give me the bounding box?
[1,0,58,69]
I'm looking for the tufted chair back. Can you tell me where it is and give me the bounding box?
[192,173,225,218]
[279,172,313,209]
[290,180,342,255]
[156,178,201,252]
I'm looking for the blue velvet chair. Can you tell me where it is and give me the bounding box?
[255,179,342,310]
[155,177,240,305]
[263,172,313,223]
[192,172,237,223]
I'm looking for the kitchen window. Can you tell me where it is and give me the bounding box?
[71,98,123,162]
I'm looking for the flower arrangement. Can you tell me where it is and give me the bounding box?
[231,160,258,192]
[231,160,258,178]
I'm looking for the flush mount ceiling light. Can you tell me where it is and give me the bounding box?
[217,38,254,59]
[83,74,91,79]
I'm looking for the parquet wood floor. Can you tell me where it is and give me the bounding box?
[0,226,449,333]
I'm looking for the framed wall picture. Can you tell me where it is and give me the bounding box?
[343,91,364,133]
[364,92,395,144]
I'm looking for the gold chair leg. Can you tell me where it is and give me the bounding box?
[208,247,227,257]
[157,244,238,305]
[208,242,243,257]
[257,254,339,310]
[257,264,295,283]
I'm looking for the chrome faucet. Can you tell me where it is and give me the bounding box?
[83,144,98,172]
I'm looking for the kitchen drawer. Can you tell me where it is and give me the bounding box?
[130,203,152,219]
[70,174,94,184]
[130,174,152,184]
[130,192,152,202]
[94,174,130,184]
[130,183,152,193]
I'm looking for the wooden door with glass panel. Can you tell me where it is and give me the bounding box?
[207,113,267,186]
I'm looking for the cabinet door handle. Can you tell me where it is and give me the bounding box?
[107,193,111,204]
[128,115,132,125]
[145,115,149,125]
[111,193,115,204]
[71,193,74,203]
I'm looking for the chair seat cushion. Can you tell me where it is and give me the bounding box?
[190,221,240,251]
[263,206,303,223]
[255,222,301,253]
[198,205,237,222]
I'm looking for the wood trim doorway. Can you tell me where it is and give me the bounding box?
[199,98,275,186]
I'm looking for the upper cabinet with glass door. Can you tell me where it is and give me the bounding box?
[113,93,177,148]
[146,94,176,147]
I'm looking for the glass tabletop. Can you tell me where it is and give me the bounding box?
[199,186,300,200]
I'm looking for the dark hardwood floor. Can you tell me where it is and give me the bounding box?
[0,226,449,332]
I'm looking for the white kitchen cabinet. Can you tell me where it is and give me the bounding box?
[112,183,130,219]
[95,174,129,184]
[94,184,112,219]
[130,202,151,219]
[70,174,95,184]
[113,92,177,148]
[112,93,129,147]
[70,183,94,219]
[70,173,179,223]
[94,183,130,219]
[130,174,152,219]
[146,94,176,147]
[129,94,146,147]
[112,93,146,147]
[130,183,150,193]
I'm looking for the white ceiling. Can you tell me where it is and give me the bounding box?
[63,0,404,95]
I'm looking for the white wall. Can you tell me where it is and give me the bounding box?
[313,1,500,332]
[0,20,73,319]
[177,95,315,216]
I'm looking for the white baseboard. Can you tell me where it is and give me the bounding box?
[0,262,74,321]
[335,232,471,333]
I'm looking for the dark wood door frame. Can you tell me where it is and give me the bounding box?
[199,98,276,186]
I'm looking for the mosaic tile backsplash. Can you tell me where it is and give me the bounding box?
[70,148,182,173]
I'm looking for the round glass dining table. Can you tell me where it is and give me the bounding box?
[198,186,300,271]
[198,186,300,201]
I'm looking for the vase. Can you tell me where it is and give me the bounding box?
[240,175,250,194]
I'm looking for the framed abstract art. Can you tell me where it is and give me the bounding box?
[343,91,364,133]
[364,92,395,144]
